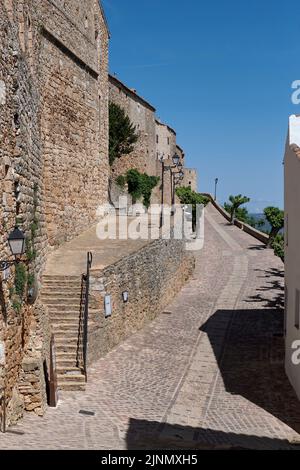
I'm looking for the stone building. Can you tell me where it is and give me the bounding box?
[109,75,157,179]
[0,0,109,426]
[183,168,198,192]
[284,114,300,400]
[155,120,178,206]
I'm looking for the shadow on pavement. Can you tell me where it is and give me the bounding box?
[200,308,300,434]
[245,267,284,309]
[126,418,296,450]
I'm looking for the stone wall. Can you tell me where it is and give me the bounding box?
[88,238,195,363]
[109,75,157,180]
[202,193,269,244]
[183,168,198,192]
[0,0,109,426]
[39,0,109,247]
[155,120,177,206]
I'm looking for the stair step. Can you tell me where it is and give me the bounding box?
[42,280,81,286]
[52,318,80,324]
[55,337,78,346]
[56,352,78,360]
[57,366,83,375]
[55,344,78,352]
[42,293,82,299]
[57,373,85,382]
[58,381,86,391]
[43,275,81,281]
[48,308,81,315]
[56,359,78,368]
[52,316,80,322]
[46,304,80,311]
[42,298,81,306]
[53,332,79,340]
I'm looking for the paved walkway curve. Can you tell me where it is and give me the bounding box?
[1,203,300,450]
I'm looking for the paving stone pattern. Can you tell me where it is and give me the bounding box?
[1,204,299,450]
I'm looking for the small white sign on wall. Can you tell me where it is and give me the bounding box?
[104,295,112,318]
[2,266,10,282]
[0,342,5,365]
[0,80,6,105]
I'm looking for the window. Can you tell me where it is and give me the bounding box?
[295,289,300,329]
[286,214,288,247]
[167,137,170,145]
[156,135,159,144]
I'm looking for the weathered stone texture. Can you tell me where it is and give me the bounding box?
[88,238,194,363]
[155,120,177,205]
[183,168,198,192]
[0,0,109,426]
[109,75,157,179]
[39,0,109,246]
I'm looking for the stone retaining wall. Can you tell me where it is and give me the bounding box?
[88,238,195,363]
[202,194,269,245]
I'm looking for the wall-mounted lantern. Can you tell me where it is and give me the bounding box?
[0,227,26,272]
[172,154,180,166]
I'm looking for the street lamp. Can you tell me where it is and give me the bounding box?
[160,153,182,228]
[0,227,26,272]
[172,154,180,167]
[159,155,171,228]
[214,178,219,201]
[172,169,185,210]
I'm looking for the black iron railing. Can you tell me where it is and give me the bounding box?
[0,389,6,433]
[77,252,93,382]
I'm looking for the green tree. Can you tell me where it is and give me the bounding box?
[223,203,264,229]
[176,187,209,231]
[272,233,284,262]
[109,102,139,166]
[226,195,250,223]
[264,206,284,248]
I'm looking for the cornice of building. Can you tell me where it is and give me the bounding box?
[109,74,156,112]
[155,119,176,136]
[98,0,111,38]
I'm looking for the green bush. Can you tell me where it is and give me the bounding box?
[119,169,160,208]
[116,175,126,189]
[272,234,284,262]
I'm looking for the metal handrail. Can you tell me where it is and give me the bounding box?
[0,389,6,433]
[77,252,93,382]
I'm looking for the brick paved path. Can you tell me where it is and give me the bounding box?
[1,204,300,450]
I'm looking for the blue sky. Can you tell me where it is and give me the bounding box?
[103,0,300,212]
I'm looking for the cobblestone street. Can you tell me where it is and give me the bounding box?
[1,203,299,450]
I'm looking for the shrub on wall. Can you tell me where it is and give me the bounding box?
[117,169,160,208]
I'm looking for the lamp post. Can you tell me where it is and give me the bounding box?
[159,155,170,228]
[172,169,184,208]
[0,227,26,272]
[214,178,219,201]
[160,153,181,228]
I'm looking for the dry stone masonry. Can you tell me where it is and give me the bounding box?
[0,0,109,426]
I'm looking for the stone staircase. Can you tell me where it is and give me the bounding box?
[41,275,87,391]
